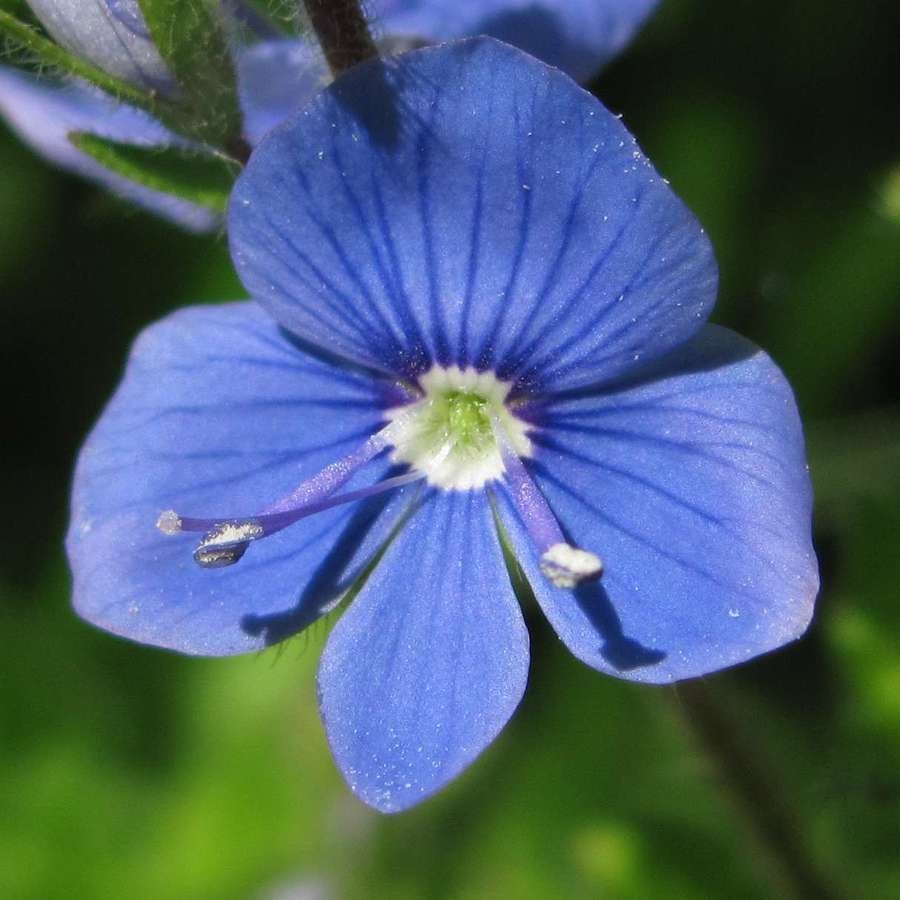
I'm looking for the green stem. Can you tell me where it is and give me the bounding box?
[676,681,845,900]
[302,0,377,77]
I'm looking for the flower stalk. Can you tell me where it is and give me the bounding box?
[302,0,378,77]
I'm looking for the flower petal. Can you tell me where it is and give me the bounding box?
[236,38,328,146]
[0,66,216,230]
[68,302,411,656]
[26,0,170,88]
[318,489,529,812]
[497,325,819,682]
[376,0,660,81]
[230,38,715,389]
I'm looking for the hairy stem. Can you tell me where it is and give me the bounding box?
[676,681,844,900]
[303,0,377,76]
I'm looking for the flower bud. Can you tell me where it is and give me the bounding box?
[26,0,170,88]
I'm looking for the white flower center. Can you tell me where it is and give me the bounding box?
[387,365,531,491]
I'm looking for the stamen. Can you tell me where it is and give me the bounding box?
[157,417,421,569]
[492,415,603,588]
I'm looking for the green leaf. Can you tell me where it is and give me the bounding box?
[0,11,157,114]
[69,132,237,212]
[137,0,244,150]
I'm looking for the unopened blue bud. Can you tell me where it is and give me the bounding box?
[26,0,170,88]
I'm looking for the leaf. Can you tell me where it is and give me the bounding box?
[69,132,237,212]
[137,0,243,149]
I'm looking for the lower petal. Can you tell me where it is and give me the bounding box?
[68,302,406,655]
[318,489,529,812]
[499,325,818,683]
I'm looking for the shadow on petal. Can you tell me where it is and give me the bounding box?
[330,55,407,150]
[239,484,401,646]
[329,41,505,153]
[573,579,667,671]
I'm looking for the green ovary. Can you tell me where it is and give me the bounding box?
[444,391,494,450]
[413,390,495,462]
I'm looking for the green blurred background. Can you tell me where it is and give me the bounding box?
[2,1,899,897]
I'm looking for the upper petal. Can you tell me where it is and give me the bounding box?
[318,489,529,812]
[497,325,819,683]
[68,302,410,656]
[26,0,171,89]
[229,38,715,390]
[375,0,660,81]
[0,66,216,231]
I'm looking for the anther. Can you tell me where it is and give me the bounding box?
[540,543,603,588]
[193,521,265,569]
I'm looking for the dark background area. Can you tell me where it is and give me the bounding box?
[2,1,899,897]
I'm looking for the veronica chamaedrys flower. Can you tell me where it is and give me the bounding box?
[68,39,818,812]
[1,0,658,228]
[25,0,171,88]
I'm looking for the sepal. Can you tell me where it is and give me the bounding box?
[137,0,243,148]
[69,131,237,213]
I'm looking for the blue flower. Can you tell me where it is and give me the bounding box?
[376,0,660,81]
[1,0,658,227]
[67,39,818,812]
